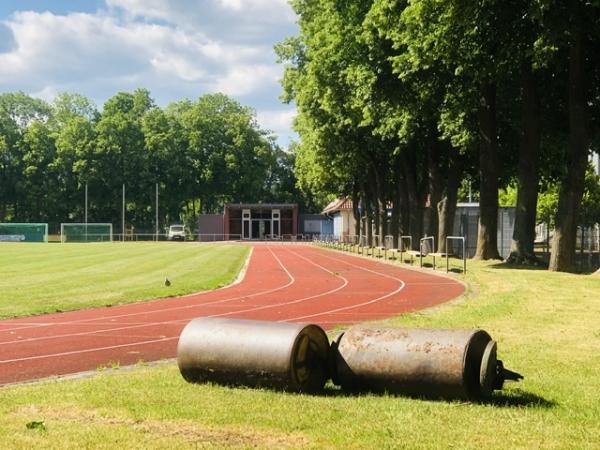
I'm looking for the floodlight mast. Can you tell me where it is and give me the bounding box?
[84,183,88,225]
[85,183,88,241]
[122,184,125,242]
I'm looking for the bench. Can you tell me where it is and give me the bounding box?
[373,246,386,258]
[387,248,400,260]
[405,250,422,265]
[428,252,449,270]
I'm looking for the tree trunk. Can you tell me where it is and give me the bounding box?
[371,167,381,247]
[424,140,444,243]
[399,169,410,241]
[403,151,422,250]
[364,184,374,247]
[390,156,402,248]
[369,154,388,246]
[352,181,361,238]
[379,196,388,242]
[474,82,501,260]
[549,31,589,272]
[508,64,542,264]
[437,154,462,253]
[360,182,368,246]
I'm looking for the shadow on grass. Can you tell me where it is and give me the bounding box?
[317,386,555,409]
[481,389,558,409]
[487,262,549,271]
[489,261,598,274]
[193,380,555,409]
[481,389,556,409]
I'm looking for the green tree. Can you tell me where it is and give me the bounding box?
[0,93,52,221]
[94,90,154,230]
[20,121,59,222]
[547,1,600,272]
[54,116,97,222]
[142,107,192,228]
[182,94,276,214]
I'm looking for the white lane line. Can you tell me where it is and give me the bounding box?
[205,245,348,318]
[0,319,189,347]
[282,247,406,321]
[0,245,402,365]
[0,337,178,365]
[0,245,254,334]
[0,246,296,333]
[0,245,345,353]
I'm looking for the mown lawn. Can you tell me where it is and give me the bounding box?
[0,253,599,449]
[0,242,250,319]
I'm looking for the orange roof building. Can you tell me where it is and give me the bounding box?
[322,196,356,238]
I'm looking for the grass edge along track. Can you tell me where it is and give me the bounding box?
[0,242,250,319]
[1,258,599,449]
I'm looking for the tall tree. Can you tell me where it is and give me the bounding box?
[549,0,600,271]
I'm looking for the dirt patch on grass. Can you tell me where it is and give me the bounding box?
[15,405,310,448]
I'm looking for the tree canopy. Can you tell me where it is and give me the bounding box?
[0,90,305,232]
[277,0,600,271]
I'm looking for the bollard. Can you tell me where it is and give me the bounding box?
[177,317,330,393]
[331,326,522,400]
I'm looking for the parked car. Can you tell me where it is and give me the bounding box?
[168,224,186,241]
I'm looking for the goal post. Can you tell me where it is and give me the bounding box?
[0,223,48,242]
[60,223,113,243]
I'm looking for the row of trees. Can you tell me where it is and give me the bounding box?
[277,0,600,272]
[0,90,305,232]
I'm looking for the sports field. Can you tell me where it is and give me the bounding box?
[0,247,599,449]
[0,243,250,319]
[0,245,464,385]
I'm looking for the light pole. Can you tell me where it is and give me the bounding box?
[122,184,125,242]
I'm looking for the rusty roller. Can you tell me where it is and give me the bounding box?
[177,317,330,393]
[331,326,522,400]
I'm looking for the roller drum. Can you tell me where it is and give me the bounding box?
[332,326,497,400]
[177,317,330,393]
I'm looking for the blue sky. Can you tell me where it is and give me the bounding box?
[0,0,299,146]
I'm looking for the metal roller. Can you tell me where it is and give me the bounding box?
[331,326,522,400]
[177,317,330,393]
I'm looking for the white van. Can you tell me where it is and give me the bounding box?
[168,224,186,241]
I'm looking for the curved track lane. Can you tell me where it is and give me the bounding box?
[0,244,465,385]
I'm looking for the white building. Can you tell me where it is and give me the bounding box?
[322,197,356,239]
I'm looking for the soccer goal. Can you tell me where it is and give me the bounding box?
[0,223,48,242]
[61,223,113,243]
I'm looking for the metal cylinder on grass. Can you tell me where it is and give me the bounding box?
[177,317,330,393]
[331,326,522,400]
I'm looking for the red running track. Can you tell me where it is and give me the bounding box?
[0,244,464,385]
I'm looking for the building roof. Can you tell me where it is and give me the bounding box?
[322,197,353,215]
[225,203,297,210]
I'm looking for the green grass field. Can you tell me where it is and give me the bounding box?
[0,250,599,448]
[0,242,250,319]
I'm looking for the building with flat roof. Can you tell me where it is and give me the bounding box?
[223,203,298,240]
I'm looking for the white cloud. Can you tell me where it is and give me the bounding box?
[106,0,296,33]
[214,64,281,96]
[256,108,297,142]
[0,10,278,95]
[104,0,296,47]
[31,85,60,103]
[0,1,298,146]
